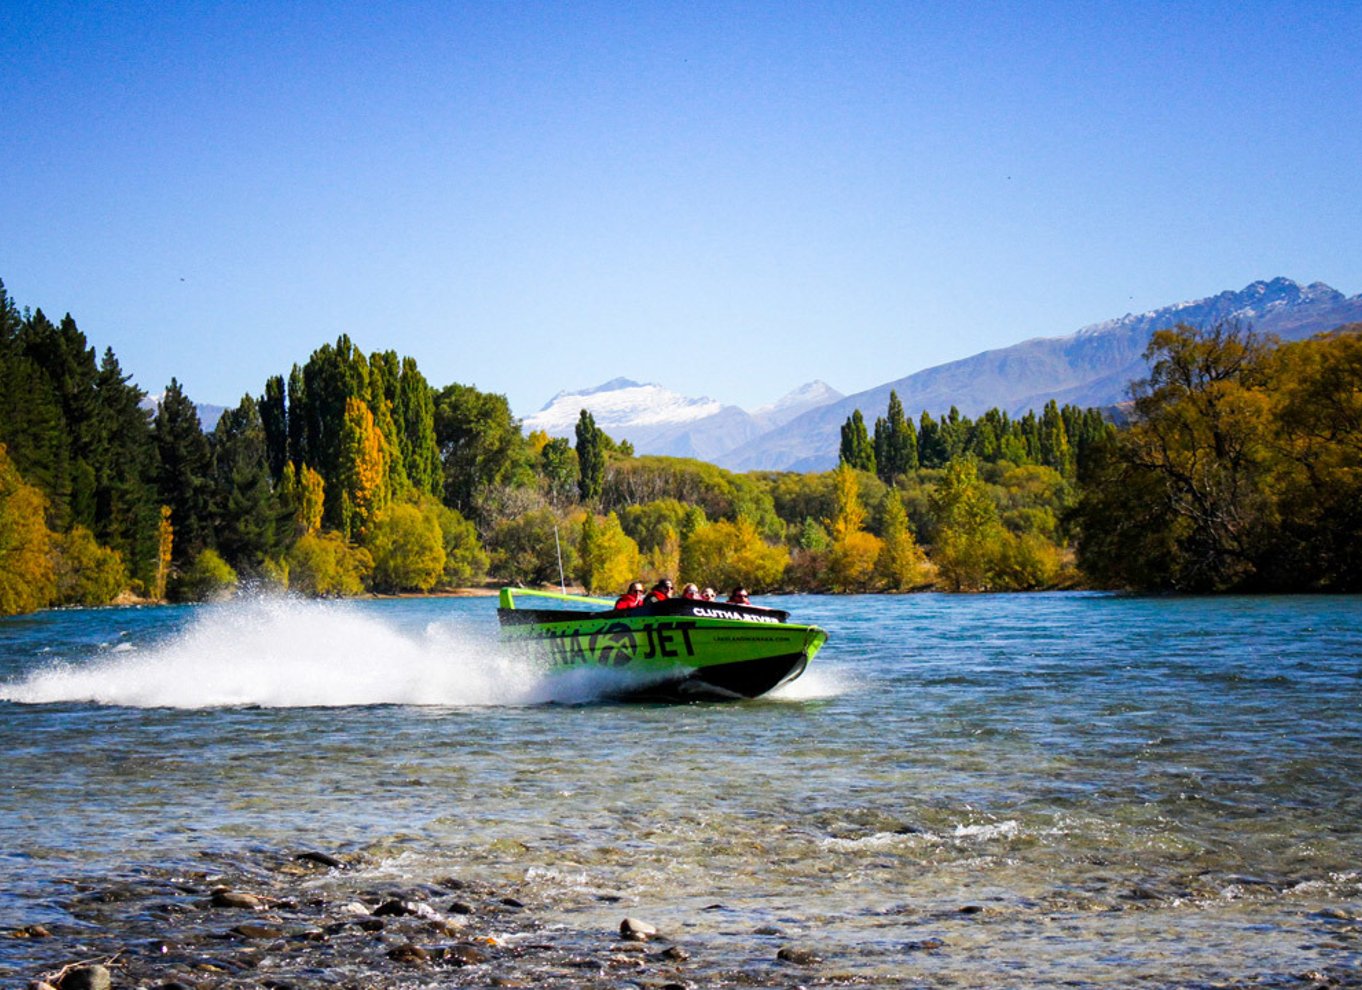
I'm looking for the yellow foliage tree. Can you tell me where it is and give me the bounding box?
[0,444,56,616]
[367,502,446,592]
[52,526,128,605]
[577,512,641,595]
[683,517,788,592]
[825,463,882,591]
[287,531,374,597]
[875,491,931,591]
[339,397,388,540]
[155,504,174,601]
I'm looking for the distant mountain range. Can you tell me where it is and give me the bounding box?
[523,277,1362,472]
[522,378,843,462]
[140,394,227,432]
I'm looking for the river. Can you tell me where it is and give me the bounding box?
[2,592,1359,987]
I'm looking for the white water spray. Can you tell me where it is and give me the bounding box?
[0,596,639,709]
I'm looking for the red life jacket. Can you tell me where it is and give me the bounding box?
[645,589,670,604]
[615,592,644,610]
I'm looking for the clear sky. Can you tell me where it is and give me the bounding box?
[3,1,1360,416]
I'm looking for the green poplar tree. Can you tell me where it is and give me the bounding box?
[576,408,605,503]
[839,409,876,473]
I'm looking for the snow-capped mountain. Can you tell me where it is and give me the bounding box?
[525,378,725,433]
[751,380,844,429]
[521,378,843,461]
[714,277,1362,472]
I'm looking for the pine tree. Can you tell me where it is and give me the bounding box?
[576,409,605,503]
[211,395,283,572]
[839,409,876,473]
[154,378,214,565]
[395,357,441,497]
[260,375,289,482]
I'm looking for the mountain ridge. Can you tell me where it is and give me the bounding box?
[714,277,1362,472]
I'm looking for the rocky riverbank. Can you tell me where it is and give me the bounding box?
[5,846,859,990]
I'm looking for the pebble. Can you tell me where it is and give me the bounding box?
[16,926,52,938]
[372,899,415,917]
[448,900,474,914]
[210,890,264,909]
[232,923,284,940]
[340,901,370,916]
[776,945,822,965]
[619,917,658,941]
[906,937,946,951]
[658,945,690,961]
[58,965,111,990]
[958,904,985,915]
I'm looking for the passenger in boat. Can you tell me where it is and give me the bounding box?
[680,583,701,600]
[701,587,717,601]
[727,587,751,605]
[614,582,646,610]
[644,579,674,604]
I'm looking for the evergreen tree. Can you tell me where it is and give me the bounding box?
[211,395,283,572]
[1038,400,1073,475]
[434,383,530,513]
[286,364,307,467]
[395,357,441,497]
[839,409,876,473]
[575,408,606,503]
[90,348,159,586]
[873,390,917,480]
[260,375,289,482]
[154,379,214,566]
[918,411,949,468]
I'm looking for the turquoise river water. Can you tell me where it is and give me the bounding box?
[1,592,1360,987]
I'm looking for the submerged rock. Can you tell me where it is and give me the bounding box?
[776,945,822,965]
[294,852,343,869]
[58,965,111,990]
[619,917,658,941]
[386,943,429,965]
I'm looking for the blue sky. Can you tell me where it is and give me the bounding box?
[3,1,1360,416]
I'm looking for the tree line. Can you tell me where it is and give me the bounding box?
[3,274,1360,616]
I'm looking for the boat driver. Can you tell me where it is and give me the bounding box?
[644,579,674,604]
[614,582,646,610]
[727,587,751,605]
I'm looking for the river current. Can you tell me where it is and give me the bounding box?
[1,592,1360,987]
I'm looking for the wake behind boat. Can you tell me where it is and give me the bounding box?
[497,587,828,701]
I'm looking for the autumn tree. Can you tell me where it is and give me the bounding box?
[338,397,388,540]
[824,462,882,591]
[875,490,930,590]
[577,511,641,594]
[0,444,56,615]
[367,501,446,592]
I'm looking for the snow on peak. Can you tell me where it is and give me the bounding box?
[752,380,842,417]
[523,380,724,435]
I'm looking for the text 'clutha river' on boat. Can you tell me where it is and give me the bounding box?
[497,587,828,701]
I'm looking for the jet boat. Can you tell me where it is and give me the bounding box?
[497,587,827,701]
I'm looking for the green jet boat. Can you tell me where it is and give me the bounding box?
[497,587,828,701]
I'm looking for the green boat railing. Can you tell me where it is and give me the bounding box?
[498,587,615,610]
